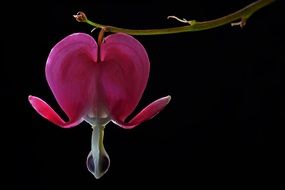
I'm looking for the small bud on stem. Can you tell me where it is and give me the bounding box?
[73,11,87,22]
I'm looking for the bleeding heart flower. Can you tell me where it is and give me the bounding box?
[28,32,171,178]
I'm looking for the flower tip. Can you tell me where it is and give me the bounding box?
[28,95,35,103]
[73,11,87,22]
[166,95,171,102]
[163,95,172,105]
[28,95,41,109]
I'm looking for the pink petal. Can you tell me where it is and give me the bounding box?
[100,33,150,122]
[28,96,82,128]
[113,96,171,129]
[46,33,98,122]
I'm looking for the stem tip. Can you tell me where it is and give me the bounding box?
[73,11,87,22]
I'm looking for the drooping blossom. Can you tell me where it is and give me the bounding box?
[28,32,171,178]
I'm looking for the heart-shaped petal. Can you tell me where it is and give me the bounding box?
[100,33,150,122]
[46,33,98,123]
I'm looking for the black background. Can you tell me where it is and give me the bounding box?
[2,0,284,188]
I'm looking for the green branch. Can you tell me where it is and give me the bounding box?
[74,0,275,35]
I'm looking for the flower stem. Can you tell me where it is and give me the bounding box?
[76,0,274,35]
[97,28,107,62]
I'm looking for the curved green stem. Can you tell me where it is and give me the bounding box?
[76,0,274,35]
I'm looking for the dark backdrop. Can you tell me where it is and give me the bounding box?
[2,0,283,188]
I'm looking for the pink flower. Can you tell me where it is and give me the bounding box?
[28,33,171,178]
